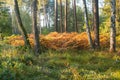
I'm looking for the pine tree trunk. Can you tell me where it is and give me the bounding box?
[93,0,100,48]
[64,0,68,32]
[14,0,31,48]
[38,12,41,35]
[73,0,78,32]
[32,0,41,54]
[43,0,47,28]
[54,0,58,32]
[48,14,50,29]
[92,0,94,31]
[110,0,116,52]
[60,0,63,33]
[82,0,94,49]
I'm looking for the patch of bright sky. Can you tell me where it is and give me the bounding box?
[75,0,104,14]
[77,0,104,8]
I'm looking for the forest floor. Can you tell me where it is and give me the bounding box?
[0,40,120,80]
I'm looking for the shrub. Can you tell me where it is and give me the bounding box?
[5,32,111,50]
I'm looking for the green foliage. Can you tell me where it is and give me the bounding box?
[0,5,12,36]
[0,42,120,80]
[20,9,32,33]
[0,69,16,80]
[41,27,54,35]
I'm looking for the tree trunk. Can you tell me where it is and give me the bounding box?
[43,0,47,28]
[92,0,94,31]
[82,0,94,49]
[38,12,41,35]
[110,0,116,52]
[48,14,50,29]
[116,0,120,34]
[54,0,58,32]
[14,0,31,48]
[93,0,100,48]
[64,0,68,32]
[32,0,41,54]
[73,0,78,32]
[60,0,63,33]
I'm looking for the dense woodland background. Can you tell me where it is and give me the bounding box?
[0,0,120,80]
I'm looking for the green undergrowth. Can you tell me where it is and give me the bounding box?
[0,43,120,80]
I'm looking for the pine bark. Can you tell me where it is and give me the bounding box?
[14,0,31,48]
[82,0,94,49]
[32,0,41,54]
[73,0,78,32]
[54,0,58,32]
[92,0,94,31]
[110,0,116,52]
[64,0,68,32]
[93,0,100,48]
[60,0,63,32]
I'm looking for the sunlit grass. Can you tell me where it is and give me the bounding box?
[0,43,120,80]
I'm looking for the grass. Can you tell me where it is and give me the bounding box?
[0,42,120,80]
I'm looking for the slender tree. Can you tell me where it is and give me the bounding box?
[14,0,31,48]
[73,0,78,32]
[60,0,63,32]
[92,0,94,31]
[64,0,67,32]
[32,0,41,54]
[93,0,100,48]
[110,0,116,52]
[82,0,94,49]
[54,0,58,32]
[116,0,120,33]
[43,0,47,28]
[38,12,41,34]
